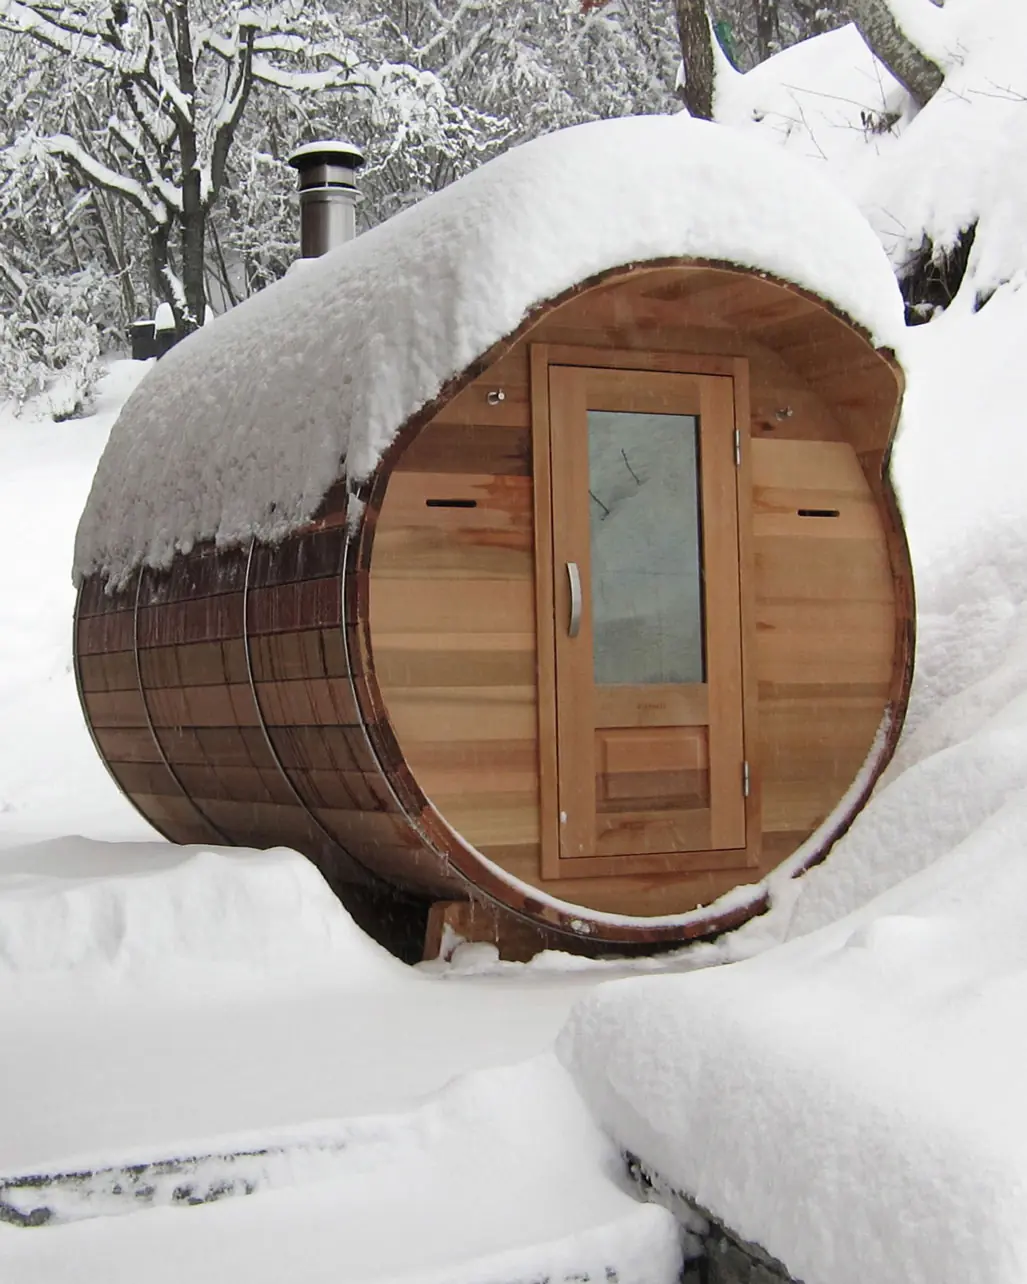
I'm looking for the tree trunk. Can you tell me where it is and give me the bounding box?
[754,0,778,62]
[849,0,944,106]
[674,0,715,119]
[149,220,172,315]
[170,0,206,335]
[180,175,206,334]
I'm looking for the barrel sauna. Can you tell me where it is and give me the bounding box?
[73,117,914,960]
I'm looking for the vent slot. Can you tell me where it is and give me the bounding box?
[797,508,840,518]
[425,498,478,509]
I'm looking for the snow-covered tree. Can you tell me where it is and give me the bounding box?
[0,0,476,337]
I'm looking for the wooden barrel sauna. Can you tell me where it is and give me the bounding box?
[73,120,914,960]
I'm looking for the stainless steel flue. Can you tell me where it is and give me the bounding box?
[287,140,365,258]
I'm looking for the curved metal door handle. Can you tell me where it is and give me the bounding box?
[566,561,582,638]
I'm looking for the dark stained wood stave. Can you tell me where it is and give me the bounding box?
[73,516,426,910]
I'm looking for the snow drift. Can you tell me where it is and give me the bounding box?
[557,276,1027,1284]
[0,838,405,983]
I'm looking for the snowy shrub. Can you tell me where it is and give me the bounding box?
[0,296,104,422]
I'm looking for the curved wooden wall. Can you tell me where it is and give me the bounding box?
[75,260,914,954]
[74,492,463,957]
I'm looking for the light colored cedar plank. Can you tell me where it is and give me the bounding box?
[755,536,894,601]
[374,634,536,688]
[598,725,708,774]
[554,845,754,879]
[548,364,598,862]
[385,685,536,743]
[594,683,709,729]
[594,807,712,856]
[732,355,763,872]
[399,739,537,795]
[370,578,534,634]
[759,703,885,785]
[699,375,747,850]
[375,471,532,531]
[546,342,734,380]
[754,497,883,542]
[372,529,533,580]
[756,602,895,684]
[530,344,562,881]
[426,796,541,847]
[429,349,530,428]
[751,436,869,491]
[598,767,708,808]
[760,779,853,834]
[395,421,530,476]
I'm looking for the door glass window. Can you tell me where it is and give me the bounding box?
[587,410,705,685]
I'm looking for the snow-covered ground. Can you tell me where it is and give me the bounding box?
[0,366,686,1279]
[7,290,1027,1282]
[3,6,1027,1278]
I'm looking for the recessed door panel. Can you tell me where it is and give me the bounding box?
[546,363,747,869]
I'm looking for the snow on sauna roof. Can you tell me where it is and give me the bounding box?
[75,113,905,586]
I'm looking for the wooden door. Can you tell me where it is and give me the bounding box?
[543,361,748,871]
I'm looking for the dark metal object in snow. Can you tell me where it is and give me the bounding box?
[128,320,177,361]
[0,1133,354,1227]
[627,1156,801,1284]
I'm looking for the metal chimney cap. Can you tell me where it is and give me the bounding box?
[287,140,365,173]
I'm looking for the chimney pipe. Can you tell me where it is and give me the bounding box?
[287,140,365,258]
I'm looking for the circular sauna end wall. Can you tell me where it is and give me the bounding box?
[361,262,914,946]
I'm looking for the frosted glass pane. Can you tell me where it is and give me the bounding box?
[588,411,704,685]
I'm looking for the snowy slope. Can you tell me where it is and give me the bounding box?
[720,2,1027,306]
[0,364,155,844]
[558,283,1027,1284]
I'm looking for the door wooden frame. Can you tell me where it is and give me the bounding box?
[530,343,760,881]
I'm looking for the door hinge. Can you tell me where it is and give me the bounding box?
[742,760,751,798]
[734,427,742,467]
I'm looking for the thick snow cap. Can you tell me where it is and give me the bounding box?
[75,113,905,587]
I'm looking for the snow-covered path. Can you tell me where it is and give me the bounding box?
[0,1054,680,1284]
[0,839,608,1175]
